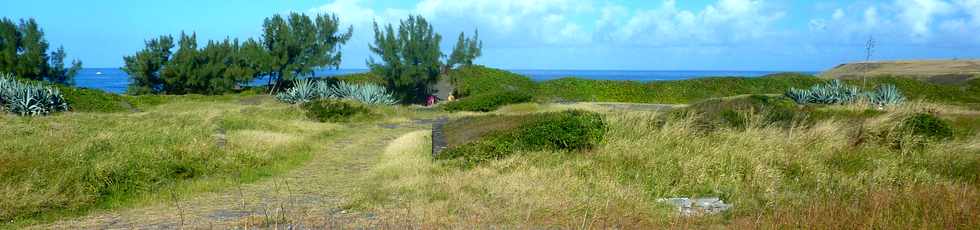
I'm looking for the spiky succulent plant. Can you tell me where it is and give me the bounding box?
[867,84,905,107]
[275,79,326,104]
[785,79,861,105]
[0,72,71,116]
[785,88,812,104]
[276,79,398,105]
[328,81,398,105]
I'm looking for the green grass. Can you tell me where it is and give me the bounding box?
[356,102,980,228]
[0,95,331,224]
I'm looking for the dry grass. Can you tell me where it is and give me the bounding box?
[822,59,980,83]
[350,101,979,228]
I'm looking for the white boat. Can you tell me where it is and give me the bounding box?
[95,71,103,75]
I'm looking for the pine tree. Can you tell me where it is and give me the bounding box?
[47,46,82,85]
[260,13,352,93]
[122,35,174,94]
[446,29,482,69]
[15,19,49,80]
[0,17,83,85]
[368,15,443,103]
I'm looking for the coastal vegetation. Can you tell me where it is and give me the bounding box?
[123,13,351,95]
[0,72,69,116]
[1,11,978,230]
[0,17,82,85]
[368,15,444,103]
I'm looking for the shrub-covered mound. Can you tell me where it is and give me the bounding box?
[437,110,605,167]
[442,91,532,112]
[449,65,536,97]
[669,95,809,130]
[301,99,375,122]
[332,72,385,85]
[56,86,132,113]
[901,113,954,141]
[536,73,824,104]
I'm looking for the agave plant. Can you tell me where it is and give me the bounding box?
[786,79,861,105]
[867,84,905,107]
[785,88,812,104]
[328,81,398,105]
[0,73,70,116]
[275,79,326,104]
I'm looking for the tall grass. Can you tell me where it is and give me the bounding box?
[351,102,979,228]
[0,95,333,223]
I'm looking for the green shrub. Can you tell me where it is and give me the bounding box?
[670,95,804,130]
[300,99,374,122]
[902,113,954,141]
[438,110,605,167]
[332,72,385,85]
[536,73,824,104]
[449,65,536,97]
[443,91,532,112]
[56,86,131,113]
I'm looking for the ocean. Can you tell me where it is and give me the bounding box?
[74,68,817,94]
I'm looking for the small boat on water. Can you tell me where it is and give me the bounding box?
[95,71,103,75]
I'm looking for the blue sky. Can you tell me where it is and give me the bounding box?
[2,0,979,71]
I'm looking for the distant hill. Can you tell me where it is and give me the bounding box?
[821,60,980,85]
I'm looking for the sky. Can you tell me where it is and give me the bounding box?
[2,0,979,71]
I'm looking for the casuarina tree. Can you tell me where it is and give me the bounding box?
[447,29,482,69]
[260,13,352,93]
[0,17,82,84]
[368,15,443,103]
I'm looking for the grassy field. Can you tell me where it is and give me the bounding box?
[3,68,979,228]
[350,101,980,228]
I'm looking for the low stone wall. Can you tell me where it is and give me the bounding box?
[430,117,449,157]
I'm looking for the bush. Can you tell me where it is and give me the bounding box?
[670,95,804,130]
[536,73,824,104]
[56,86,132,113]
[332,72,385,85]
[449,65,536,97]
[902,113,954,141]
[443,91,532,112]
[438,110,605,167]
[0,73,70,116]
[300,99,374,122]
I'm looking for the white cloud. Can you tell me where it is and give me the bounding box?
[808,0,979,44]
[600,0,784,46]
[896,0,954,37]
[832,8,846,20]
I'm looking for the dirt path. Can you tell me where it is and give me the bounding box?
[33,122,427,229]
